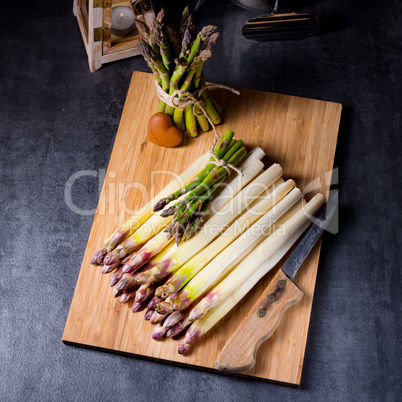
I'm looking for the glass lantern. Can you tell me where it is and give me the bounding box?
[73,0,155,72]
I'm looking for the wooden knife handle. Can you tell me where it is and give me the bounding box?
[215,270,304,373]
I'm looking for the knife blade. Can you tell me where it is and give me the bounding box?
[215,192,338,373]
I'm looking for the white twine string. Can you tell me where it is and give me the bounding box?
[155,81,243,177]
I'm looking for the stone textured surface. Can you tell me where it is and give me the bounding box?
[0,0,400,400]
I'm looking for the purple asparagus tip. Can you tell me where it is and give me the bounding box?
[121,264,134,274]
[120,293,131,303]
[110,276,119,287]
[112,287,123,298]
[147,296,161,310]
[110,269,122,287]
[132,301,147,313]
[178,341,191,354]
[135,288,148,302]
[154,198,169,212]
[116,278,130,291]
[102,264,117,274]
[103,252,117,266]
[91,248,106,265]
[166,324,182,338]
[144,309,154,320]
[152,325,168,340]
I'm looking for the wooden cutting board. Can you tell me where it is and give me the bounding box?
[63,71,341,386]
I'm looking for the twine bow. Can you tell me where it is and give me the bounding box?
[155,81,243,177]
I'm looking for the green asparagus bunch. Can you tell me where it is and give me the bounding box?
[154,130,247,245]
[135,7,222,137]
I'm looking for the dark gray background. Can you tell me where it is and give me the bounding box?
[1,0,400,401]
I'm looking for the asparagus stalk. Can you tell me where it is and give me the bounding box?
[144,309,154,320]
[150,311,168,324]
[177,215,315,353]
[173,50,213,128]
[162,310,187,329]
[112,286,125,298]
[188,194,325,322]
[121,233,175,274]
[135,16,159,53]
[147,296,162,310]
[192,32,221,126]
[179,27,192,59]
[104,203,178,265]
[135,285,155,302]
[166,58,189,116]
[152,323,168,340]
[187,26,218,65]
[237,147,265,170]
[117,242,177,291]
[138,38,170,91]
[166,25,181,57]
[153,19,173,72]
[135,164,282,287]
[201,90,221,125]
[167,316,192,338]
[90,151,210,264]
[110,267,124,287]
[180,6,195,40]
[173,177,225,246]
[120,289,137,303]
[132,300,148,313]
[101,262,119,274]
[183,191,213,241]
[154,177,291,303]
[134,20,162,84]
[184,105,197,137]
[115,272,138,292]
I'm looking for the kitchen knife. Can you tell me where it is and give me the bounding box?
[215,192,338,372]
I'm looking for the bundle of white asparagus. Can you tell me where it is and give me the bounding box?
[91,133,325,353]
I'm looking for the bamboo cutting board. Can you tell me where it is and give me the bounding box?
[63,72,341,386]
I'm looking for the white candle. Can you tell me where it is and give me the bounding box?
[111,6,136,37]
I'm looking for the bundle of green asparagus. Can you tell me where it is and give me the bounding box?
[91,134,325,353]
[136,7,223,137]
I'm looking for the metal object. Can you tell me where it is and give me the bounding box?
[93,27,111,42]
[241,0,321,41]
[282,191,338,281]
[94,0,112,8]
